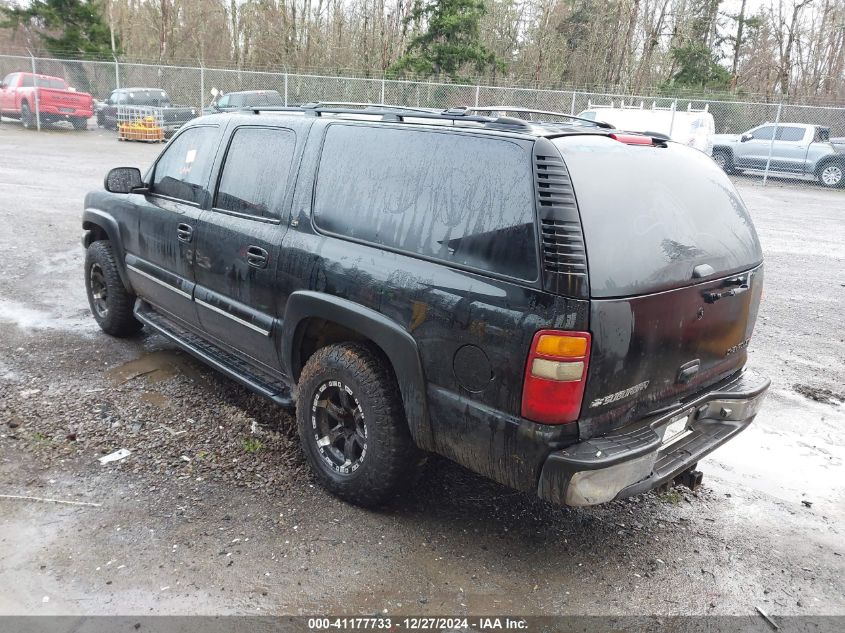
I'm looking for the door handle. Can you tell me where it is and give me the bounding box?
[176,223,193,243]
[246,245,268,269]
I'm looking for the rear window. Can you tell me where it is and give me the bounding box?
[243,92,284,107]
[554,135,762,297]
[21,75,68,90]
[313,125,537,280]
[126,90,171,106]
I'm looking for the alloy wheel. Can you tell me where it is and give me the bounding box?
[89,263,109,318]
[310,380,367,475]
[821,164,843,186]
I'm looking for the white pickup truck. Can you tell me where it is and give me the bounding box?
[711,123,844,188]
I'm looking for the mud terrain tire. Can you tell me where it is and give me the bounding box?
[296,342,420,507]
[84,240,143,337]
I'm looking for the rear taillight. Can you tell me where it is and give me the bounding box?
[521,330,591,425]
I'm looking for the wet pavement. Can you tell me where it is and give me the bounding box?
[0,123,843,617]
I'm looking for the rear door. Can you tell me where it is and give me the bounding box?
[124,124,221,324]
[772,125,811,173]
[553,135,764,438]
[192,123,302,372]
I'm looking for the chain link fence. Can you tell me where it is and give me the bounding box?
[2,53,844,190]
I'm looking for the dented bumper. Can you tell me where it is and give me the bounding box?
[537,369,770,506]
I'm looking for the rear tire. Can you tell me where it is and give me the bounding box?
[712,149,735,174]
[816,161,845,188]
[72,117,88,130]
[296,342,420,507]
[20,101,33,129]
[84,241,143,337]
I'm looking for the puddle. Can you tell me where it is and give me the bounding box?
[0,298,92,332]
[106,350,204,385]
[704,396,845,515]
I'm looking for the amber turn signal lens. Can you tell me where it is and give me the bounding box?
[535,334,588,358]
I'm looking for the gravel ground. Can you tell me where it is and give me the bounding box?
[0,122,843,618]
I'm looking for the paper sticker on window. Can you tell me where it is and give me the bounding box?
[185,149,197,164]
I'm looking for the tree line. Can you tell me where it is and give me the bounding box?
[2,0,844,102]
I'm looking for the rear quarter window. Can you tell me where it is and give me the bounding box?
[312,125,538,280]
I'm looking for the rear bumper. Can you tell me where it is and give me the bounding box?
[537,369,770,506]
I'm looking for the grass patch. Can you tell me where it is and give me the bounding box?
[242,438,263,454]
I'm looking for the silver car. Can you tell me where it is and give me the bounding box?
[712,123,845,188]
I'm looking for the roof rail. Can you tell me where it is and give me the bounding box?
[245,102,496,125]
[469,106,612,129]
[241,102,608,133]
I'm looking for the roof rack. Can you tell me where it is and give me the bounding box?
[245,101,493,124]
[242,101,606,133]
[468,106,613,129]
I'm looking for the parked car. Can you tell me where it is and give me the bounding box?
[0,72,93,129]
[578,107,715,154]
[712,123,845,188]
[96,88,197,136]
[82,105,769,508]
[204,89,284,114]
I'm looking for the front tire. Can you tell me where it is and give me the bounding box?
[84,241,143,337]
[712,149,735,174]
[296,342,420,507]
[817,161,845,188]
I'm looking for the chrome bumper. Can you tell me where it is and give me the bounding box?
[537,369,770,506]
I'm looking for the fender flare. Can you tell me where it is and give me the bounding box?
[281,290,433,449]
[81,208,133,292]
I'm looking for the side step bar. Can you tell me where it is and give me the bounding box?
[134,301,294,408]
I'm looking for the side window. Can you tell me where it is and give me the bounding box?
[20,74,34,88]
[752,126,775,140]
[313,125,538,280]
[150,126,219,205]
[777,126,805,141]
[217,95,229,108]
[2,73,16,86]
[214,127,296,220]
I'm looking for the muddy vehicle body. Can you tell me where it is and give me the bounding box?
[82,104,769,507]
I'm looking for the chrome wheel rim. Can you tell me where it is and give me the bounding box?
[310,380,367,475]
[89,263,108,318]
[821,165,842,186]
[713,153,727,169]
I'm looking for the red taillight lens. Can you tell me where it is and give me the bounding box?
[609,133,653,145]
[521,330,591,425]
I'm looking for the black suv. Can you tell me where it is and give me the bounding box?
[82,104,769,507]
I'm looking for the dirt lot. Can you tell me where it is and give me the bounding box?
[0,122,843,618]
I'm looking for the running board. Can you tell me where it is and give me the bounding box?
[134,302,294,408]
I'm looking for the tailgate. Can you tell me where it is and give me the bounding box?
[580,265,763,438]
[39,88,90,109]
[552,135,764,439]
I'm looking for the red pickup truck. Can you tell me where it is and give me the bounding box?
[0,72,93,130]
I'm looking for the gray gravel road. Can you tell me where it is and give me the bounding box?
[0,123,843,618]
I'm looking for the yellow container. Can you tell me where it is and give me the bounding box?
[118,116,165,142]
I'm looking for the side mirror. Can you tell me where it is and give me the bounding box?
[740,133,753,142]
[104,167,145,194]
